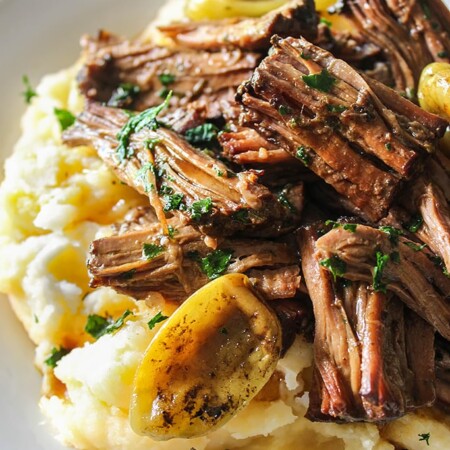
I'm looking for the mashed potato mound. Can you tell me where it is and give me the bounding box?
[1,9,450,450]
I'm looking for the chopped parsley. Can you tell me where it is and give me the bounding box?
[418,432,430,445]
[390,251,401,264]
[278,190,296,213]
[116,91,172,161]
[22,75,37,104]
[185,123,219,148]
[320,255,347,281]
[373,251,390,293]
[199,249,233,280]
[232,209,250,224]
[437,51,449,58]
[278,105,292,116]
[404,241,427,252]
[145,137,162,151]
[163,193,184,211]
[158,73,176,86]
[419,0,431,19]
[136,163,155,193]
[429,255,450,278]
[167,225,177,238]
[85,310,134,339]
[325,220,357,233]
[320,17,332,27]
[220,327,228,334]
[147,311,169,330]
[214,166,224,177]
[406,87,416,100]
[54,108,76,131]
[119,268,136,280]
[327,104,347,113]
[385,142,392,151]
[302,69,337,93]
[142,243,165,260]
[300,51,311,60]
[404,214,423,233]
[296,146,311,166]
[188,197,213,221]
[44,347,70,368]
[108,83,141,107]
[379,226,403,245]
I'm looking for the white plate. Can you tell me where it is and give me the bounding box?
[0,1,164,448]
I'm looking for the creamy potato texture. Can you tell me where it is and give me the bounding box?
[1,7,450,450]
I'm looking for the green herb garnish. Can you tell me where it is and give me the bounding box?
[418,432,430,445]
[390,251,401,264]
[232,209,250,224]
[302,69,337,93]
[419,0,431,19]
[119,269,136,280]
[437,51,449,58]
[22,75,37,104]
[327,104,347,113]
[188,197,213,221]
[278,105,292,116]
[54,108,76,131]
[200,249,233,280]
[320,255,347,281]
[220,327,228,334]
[145,137,162,151]
[325,220,357,233]
[147,311,169,330]
[158,73,176,86]
[116,91,172,161]
[385,143,392,151]
[142,243,165,260]
[404,214,423,233]
[278,190,296,213]
[163,193,184,211]
[404,241,427,252]
[136,163,155,193]
[167,225,177,239]
[373,251,390,293]
[300,51,311,60]
[320,18,332,27]
[85,310,134,339]
[296,146,311,166]
[108,83,141,107]
[380,226,403,245]
[44,347,70,368]
[185,123,219,148]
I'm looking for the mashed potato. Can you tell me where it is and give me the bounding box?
[1,3,450,450]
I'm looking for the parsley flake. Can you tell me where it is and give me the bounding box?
[45,347,70,368]
[136,163,155,193]
[300,51,311,60]
[167,225,177,238]
[327,104,347,113]
[320,255,347,281]
[54,108,76,131]
[278,105,292,116]
[142,243,165,260]
[325,220,357,232]
[404,214,423,233]
[373,251,390,293]
[116,91,172,161]
[200,249,233,280]
[22,75,37,104]
[437,51,448,58]
[188,197,213,221]
[320,18,332,27]
[148,311,169,330]
[85,310,134,339]
[404,241,427,252]
[302,69,337,93]
[418,432,430,445]
[185,123,219,148]
[385,142,392,151]
[296,146,311,166]
[232,209,250,224]
[158,73,176,86]
[108,83,141,107]
[380,226,403,245]
[163,193,184,211]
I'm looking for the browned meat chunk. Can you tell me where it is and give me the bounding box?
[78,31,260,131]
[436,336,450,413]
[63,102,303,237]
[237,36,447,221]
[317,0,450,94]
[158,0,318,51]
[315,224,450,340]
[299,226,435,422]
[88,217,301,302]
